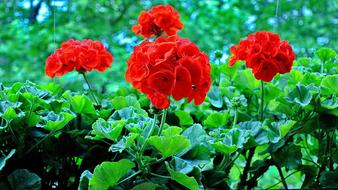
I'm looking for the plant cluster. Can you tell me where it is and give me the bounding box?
[0,4,337,190]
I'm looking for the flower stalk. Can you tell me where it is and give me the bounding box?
[232,107,238,128]
[157,109,168,136]
[260,80,264,121]
[140,113,158,154]
[81,72,99,106]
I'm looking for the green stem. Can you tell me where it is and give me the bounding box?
[140,114,158,154]
[150,172,171,179]
[320,59,325,74]
[8,124,19,145]
[217,155,228,170]
[117,170,141,185]
[275,164,288,189]
[147,157,166,166]
[260,80,264,121]
[24,130,55,155]
[266,171,298,190]
[238,147,256,189]
[224,152,241,169]
[82,72,99,105]
[157,109,167,136]
[232,107,238,128]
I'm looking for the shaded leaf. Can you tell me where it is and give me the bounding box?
[78,170,92,190]
[8,169,41,190]
[0,149,16,171]
[167,164,199,190]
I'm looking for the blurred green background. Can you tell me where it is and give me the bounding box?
[0,0,337,92]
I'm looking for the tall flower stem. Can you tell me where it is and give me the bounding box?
[157,109,168,136]
[232,107,238,128]
[81,72,99,105]
[260,80,264,121]
[140,113,158,154]
[276,164,288,189]
[238,80,265,189]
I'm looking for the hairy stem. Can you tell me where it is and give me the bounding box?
[260,80,264,121]
[157,109,167,136]
[140,114,158,154]
[117,170,142,185]
[232,107,238,128]
[82,72,99,105]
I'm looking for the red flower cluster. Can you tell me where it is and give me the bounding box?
[45,39,113,78]
[132,5,183,38]
[126,35,211,109]
[229,31,295,82]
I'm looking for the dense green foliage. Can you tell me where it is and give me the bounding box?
[0,0,337,190]
[1,48,337,189]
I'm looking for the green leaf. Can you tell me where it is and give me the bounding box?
[207,86,223,108]
[268,98,294,115]
[78,170,92,190]
[264,84,282,103]
[89,159,135,190]
[0,149,16,171]
[111,96,140,110]
[233,69,260,91]
[175,110,194,126]
[0,101,22,121]
[321,74,338,96]
[286,84,312,107]
[220,62,240,80]
[130,182,159,190]
[288,70,304,86]
[182,124,210,147]
[65,94,97,115]
[110,107,148,121]
[321,95,338,107]
[213,128,250,154]
[42,83,62,96]
[316,47,336,62]
[301,72,321,86]
[319,169,338,188]
[37,111,75,131]
[8,169,41,190]
[298,165,318,188]
[148,127,191,158]
[109,133,139,153]
[272,144,302,171]
[276,120,296,138]
[1,106,17,121]
[203,112,228,128]
[88,118,125,141]
[167,164,199,190]
[162,126,183,137]
[212,142,237,154]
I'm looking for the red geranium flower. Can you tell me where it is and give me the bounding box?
[45,39,113,78]
[132,5,183,38]
[126,35,211,109]
[229,31,295,82]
